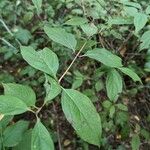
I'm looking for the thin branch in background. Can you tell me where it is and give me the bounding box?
[118,32,133,52]
[0,37,17,52]
[0,19,14,36]
[0,18,21,46]
[98,34,105,48]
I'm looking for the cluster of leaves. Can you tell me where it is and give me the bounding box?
[0,0,150,150]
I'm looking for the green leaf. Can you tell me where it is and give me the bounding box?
[21,46,59,78]
[134,12,148,33]
[0,95,28,115]
[140,129,150,140]
[116,103,128,111]
[119,67,141,83]
[85,48,122,68]
[131,134,140,150]
[81,23,98,37]
[31,119,54,150]
[108,17,133,25]
[44,75,61,103]
[95,80,104,92]
[65,17,87,26]
[32,0,42,13]
[121,1,142,9]
[72,78,83,89]
[102,100,112,109]
[140,31,150,50]
[106,69,123,101]
[109,105,115,118]
[44,26,77,51]
[0,116,13,129]
[124,6,138,16]
[61,89,101,146]
[146,5,150,15]
[3,83,36,107]
[3,121,29,147]
[72,70,84,89]
[15,28,31,45]
[13,130,32,150]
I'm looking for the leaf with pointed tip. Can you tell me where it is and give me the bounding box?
[3,83,36,107]
[31,119,54,150]
[108,17,133,25]
[21,46,59,78]
[44,26,77,51]
[0,95,28,115]
[119,67,141,83]
[65,17,87,26]
[106,69,123,101]
[61,89,101,146]
[85,48,122,68]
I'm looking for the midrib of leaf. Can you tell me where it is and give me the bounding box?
[63,89,96,132]
[35,123,52,150]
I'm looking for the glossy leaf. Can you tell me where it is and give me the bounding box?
[61,89,101,146]
[3,83,36,106]
[85,48,122,68]
[106,69,123,101]
[0,95,28,115]
[21,46,59,78]
[44,26,77,51]
[3,121,29,147]
[119,67,141,83]
[31,119,54,150]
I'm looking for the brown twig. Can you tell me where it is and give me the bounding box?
[58,41,87,83]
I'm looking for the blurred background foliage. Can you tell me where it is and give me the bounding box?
[0,0,150,149]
